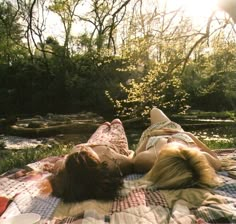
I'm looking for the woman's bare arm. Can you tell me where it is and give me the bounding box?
[184,132,218,158]
[183,132,221,170]
[112,151,134,175]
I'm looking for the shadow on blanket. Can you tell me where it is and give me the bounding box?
[0,149,236,224]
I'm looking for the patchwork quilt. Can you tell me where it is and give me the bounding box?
[0,149,236,224]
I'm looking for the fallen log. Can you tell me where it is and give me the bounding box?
[7,122,99,138]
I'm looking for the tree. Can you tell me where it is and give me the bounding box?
[49,0,82,59]
[0,1,26,65]
[106,0,196,117]
[79,0,131,54]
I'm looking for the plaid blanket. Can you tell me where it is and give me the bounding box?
[0,149,236,224]
[0,157,61,223]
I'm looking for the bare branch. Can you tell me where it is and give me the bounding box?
[179,12,215,74]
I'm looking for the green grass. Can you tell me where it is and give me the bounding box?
[193,131,236,150]
[0,144,72,175]
[202,139,236,150]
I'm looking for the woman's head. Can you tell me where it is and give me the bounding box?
[42,146,123,202]
[144,143,221,189]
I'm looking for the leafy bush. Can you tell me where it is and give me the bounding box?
[0,141,6,150]
[107,66,189,119]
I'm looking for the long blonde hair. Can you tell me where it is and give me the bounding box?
[143,143,221,189]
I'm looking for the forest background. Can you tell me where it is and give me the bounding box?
[0,0,236,120]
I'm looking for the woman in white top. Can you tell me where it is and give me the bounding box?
[133,107,222,189]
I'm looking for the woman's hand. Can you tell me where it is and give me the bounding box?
[128,150,135,159]
[183,131,219,160]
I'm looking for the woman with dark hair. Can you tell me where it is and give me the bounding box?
[41,119,134,202]
[132,107,222,189]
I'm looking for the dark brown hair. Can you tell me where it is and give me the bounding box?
[48,151,123,202]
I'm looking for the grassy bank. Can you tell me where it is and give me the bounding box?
[0,144,72,175]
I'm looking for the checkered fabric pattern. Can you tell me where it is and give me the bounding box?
[0,170,60,220]
[111,188,168,213]
[215,182,236,200]
[193,204,235,224]
[51,211,110,224]
[124,173,143,181]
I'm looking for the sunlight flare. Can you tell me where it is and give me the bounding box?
[180,0,218,17]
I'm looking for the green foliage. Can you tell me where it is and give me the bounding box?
[49,0,82,59]
[66,53,131,115]
[107,66,189,119]
[204,139,236,149]
[181,35,236,112]
[0,144,72,174]
[184,71,236,111]
[0,1,26,65]
[0,141,6,150]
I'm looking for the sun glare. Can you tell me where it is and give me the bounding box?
[169,0,219,24]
